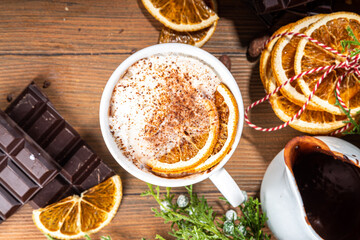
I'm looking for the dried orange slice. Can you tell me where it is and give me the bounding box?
[188,83,238,172]
[294,12,360,115]
[159,21,217,47]
[142,0,219,32]
[271,15,324,110]
[158,0,217,47]
[33,175,122,239]
[260,22,347,134]
[147,98,219,174]
[270,95,347,134]
[260,23,294,90]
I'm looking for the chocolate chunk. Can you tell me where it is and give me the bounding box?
[0,122,23,153]
[75,161,114,192]
[26,106,63,143]
[6,87,47,127]
[11,141,58,186]
[62,144,98,183]
[59,186,78,200]
[219,55,231,71]
[0,158,38,202]
[0,185,21,219]
[6,94,13,103]
[42,80,51,89]
[130,49,137,54]
[44,122,81,164]
[247,35,270,58]
[28,174,72,209]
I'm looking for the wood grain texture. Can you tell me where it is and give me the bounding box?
[0,0,359,239]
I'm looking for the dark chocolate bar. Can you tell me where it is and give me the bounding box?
[6,83,115,209]
[0,110,59,220]
[247,0,333,28]
[251,0,316,15]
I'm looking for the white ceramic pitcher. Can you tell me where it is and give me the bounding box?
[260,136,360,240]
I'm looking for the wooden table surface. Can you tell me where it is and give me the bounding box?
[0,0,359,239]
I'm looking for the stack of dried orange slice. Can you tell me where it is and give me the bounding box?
[142,0,219,47]
[260,12,360,134]
[148,83,239,175]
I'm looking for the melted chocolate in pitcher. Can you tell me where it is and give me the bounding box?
[293,150,360,240]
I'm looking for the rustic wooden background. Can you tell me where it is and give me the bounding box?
[0,0,359,239]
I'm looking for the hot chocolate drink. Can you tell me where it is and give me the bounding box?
[108,53,221,172]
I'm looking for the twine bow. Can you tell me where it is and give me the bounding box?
[244,32,360,135]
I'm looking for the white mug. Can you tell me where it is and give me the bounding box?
[261,136,360,240]
[99,43,246,207]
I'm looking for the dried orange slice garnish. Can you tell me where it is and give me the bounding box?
[142,0,219,32]
[271,15,324,110]
[294,12,360,115]
[260,23,347,134]
[158,0,217,47]
[188,83,238,172]
[147,98,219,174]
[32,175,122,239]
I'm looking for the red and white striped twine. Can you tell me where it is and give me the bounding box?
[244,32,360,135]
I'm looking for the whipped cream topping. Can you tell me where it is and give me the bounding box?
[109,54,220,164]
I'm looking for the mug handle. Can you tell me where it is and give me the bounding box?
[209,168,247,207]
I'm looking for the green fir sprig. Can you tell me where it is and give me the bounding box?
[336,26,360,134]
[141,184,270,240]
[335,93,360,134]
[341,26,360,57]
[217,198,269,240]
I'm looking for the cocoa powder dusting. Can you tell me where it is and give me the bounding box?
[144,67,209,157]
